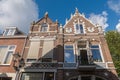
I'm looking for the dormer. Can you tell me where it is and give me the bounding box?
[3,27,25,36]
[3,27,16,36]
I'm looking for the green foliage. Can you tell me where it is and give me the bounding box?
[105,31,120,76]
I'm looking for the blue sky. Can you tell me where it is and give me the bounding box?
[0,0,120,33]
[34,0,120,32]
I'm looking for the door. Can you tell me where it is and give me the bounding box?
[80,50,88,65]
[81,76,91,80]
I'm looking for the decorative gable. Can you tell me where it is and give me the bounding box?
[64,8,103,34]
[30,12,58,33]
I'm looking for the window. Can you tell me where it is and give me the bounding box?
[21,72,54,80]
[27,41,40,62]
[3,29,15,36]
[90,45,102,62]
[41,23,48,32]
[77,40,87,48]
[64,45,75,63]
[0,45,15,64]
[21,73,43,80]
[75,24,84,34]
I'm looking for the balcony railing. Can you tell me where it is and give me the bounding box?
[24,62,58,69]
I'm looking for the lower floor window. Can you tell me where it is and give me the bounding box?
[21,72,54,80]
[0,77,12,80]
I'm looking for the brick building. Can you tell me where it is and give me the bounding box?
[0,27,27,80]
[1,9,118,80]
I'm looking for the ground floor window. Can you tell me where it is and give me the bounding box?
[21,72,54,80]
[0,77,12,80]
[69,76,105,80]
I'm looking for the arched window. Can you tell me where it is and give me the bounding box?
[75,24,84,34]
[41,23,48,32]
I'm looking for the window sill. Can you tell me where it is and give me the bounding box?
[0,64,11,66]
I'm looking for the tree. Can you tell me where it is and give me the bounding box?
[105,31,120,76]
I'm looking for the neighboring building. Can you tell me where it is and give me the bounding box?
[8,9,119,80]
[0,27,27,80]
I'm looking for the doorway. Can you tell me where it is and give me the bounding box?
[80,50,88,65]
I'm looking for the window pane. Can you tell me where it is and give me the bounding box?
[91,49,102,62]
[21,73,43,80]
[64,45,73,49]
[4,29,9,35]
[91,45,99,48]
[64,49,75,63]
[41,23,48,32]
[0,46,8,64]
[75,24,84,34]
[4,51,13,64]
[44,72,54,80]
[80,25,84,33]
[9,45,15,50]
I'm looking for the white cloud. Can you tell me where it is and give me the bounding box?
[0,0,39,33]
[89,11,109,31]
[65,53,71,58]
[116,20,120,32]
[108,0,120,14]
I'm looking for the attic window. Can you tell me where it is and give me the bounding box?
[3,29,16,36]
[75,24,84,34]
[41,23,48,32]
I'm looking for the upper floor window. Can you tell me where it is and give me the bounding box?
[0,45,16,64]
[90,45,102,62]
[75,24,84,34]
[3,29,16,36]
[77,40,87,48]
[64,45,75,63]
[41,23,48,32]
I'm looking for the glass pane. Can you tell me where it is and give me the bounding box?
[41,23,48,32]
[91,45,99,48]
[78,41,86,48]
[21,73,43,80]
[64,49,75,63]
[4,29,9,35]
[91,49,102,62]
[8,29,14,35]
[80,25,84,33]
[64,45,73,49]
[9,45,15,50]
[4,51,13,64]
[0,46,8,64]
[44,72,54,80]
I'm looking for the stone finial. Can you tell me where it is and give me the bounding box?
[44,12,48,17]
[75,7,79,13]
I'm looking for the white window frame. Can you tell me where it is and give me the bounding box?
[0,45,16,65]
[74,23,85,34]
[90,44,104,63]
[64,44,76,63]
[40,23,49,32]
[3,29,16,36]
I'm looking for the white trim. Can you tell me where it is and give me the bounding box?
[99,44,105,63]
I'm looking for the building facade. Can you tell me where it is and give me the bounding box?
[0,27,27,80]
[0,9,118,80]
